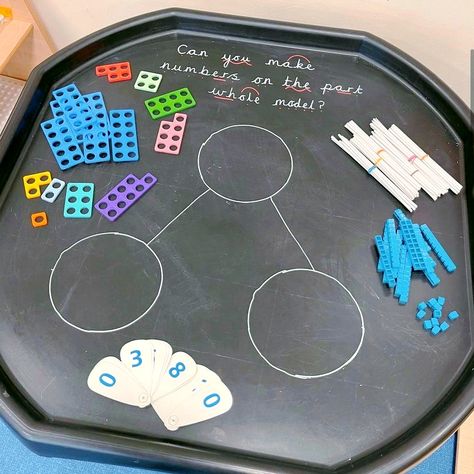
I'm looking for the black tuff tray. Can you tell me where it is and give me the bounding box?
[0,8,473,474]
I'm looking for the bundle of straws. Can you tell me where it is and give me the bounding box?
[331,119,462,212]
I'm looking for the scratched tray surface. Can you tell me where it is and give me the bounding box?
[0,12,472,473]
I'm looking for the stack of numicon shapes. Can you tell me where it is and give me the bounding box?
[40,83,139,170]
[375,209,456,304]
[88,339,233,431]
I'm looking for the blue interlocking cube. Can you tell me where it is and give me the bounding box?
[448,311,459,321]
[440,321,450,332]
[416,310,426,320]
[423,320,433,330]
[417,301,427,311]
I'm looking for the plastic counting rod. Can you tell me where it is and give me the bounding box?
[41,117,85,170]
[394,247,412,304]
[83,131,111,164]
[52,84,96,133]
[420,224,456,273]
[134,71,162,92]
[31,211,48,228]
[109,109,139,162]
[95,62,131,83]
[23,171,52,199]
[384,219,400,276]
[95,173,157,222]
[155,113,188,155]
[64,183,94,218]
[145,87,196,120]
[374,235,396,288]
[41,178,65,203]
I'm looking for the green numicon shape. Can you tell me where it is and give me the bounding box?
[144,87,196,119]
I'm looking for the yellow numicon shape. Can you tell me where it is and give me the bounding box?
[23,171,52,199]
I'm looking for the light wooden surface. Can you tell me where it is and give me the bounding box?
[27,0,474,105]
[0,19,32,73]
[456,411,474,473]
[2,0,54,80]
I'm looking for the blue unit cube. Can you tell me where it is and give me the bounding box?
[427,298,441,311]
[109,109,139,162]
[417,301,427,311]
[431,326,441,336]
[430,317,439,327]
[64,183,95,218]
[416,310,426,320]
[448,311,459,321]
[437,296,446,307]
[440,321,450,332]
[423,320,433,330]
[433,309,442,319]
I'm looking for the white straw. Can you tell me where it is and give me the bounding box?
[345,121,419,200]
[371,119,449,196]
[350,134,419,201]
[370,129,441,201]
[389,124,462,194]
[331,135,417,212]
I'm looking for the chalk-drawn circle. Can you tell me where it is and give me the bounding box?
[49,232,163,333]
[197,125,293,203]
[247,268,365,379]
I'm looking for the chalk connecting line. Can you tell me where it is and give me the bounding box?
[48,124,365,378]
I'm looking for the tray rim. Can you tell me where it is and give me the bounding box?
[0,7,473,474]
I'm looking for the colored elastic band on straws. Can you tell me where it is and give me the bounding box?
[367,165,377,174]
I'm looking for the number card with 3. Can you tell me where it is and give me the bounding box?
[152,365,233,431]
[87,356,150,408]
[120,340,154,394]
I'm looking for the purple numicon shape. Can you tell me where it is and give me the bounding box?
[95,173,157,222]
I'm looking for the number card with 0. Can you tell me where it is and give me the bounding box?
[152,365,233,431]
[87,356,150,407]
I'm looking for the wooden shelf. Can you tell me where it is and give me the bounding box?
[0,19,33,73]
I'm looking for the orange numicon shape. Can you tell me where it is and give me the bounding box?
[31,212,48,228]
